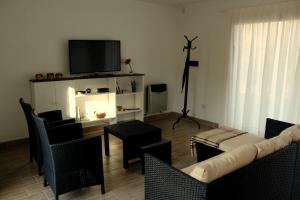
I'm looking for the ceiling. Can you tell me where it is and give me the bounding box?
[137,0,202,6]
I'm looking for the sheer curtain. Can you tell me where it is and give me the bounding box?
[225,3,300,136]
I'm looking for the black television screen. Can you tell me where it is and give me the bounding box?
[69,40,121,74]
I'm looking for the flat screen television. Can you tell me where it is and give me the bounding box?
[69,40,121,74]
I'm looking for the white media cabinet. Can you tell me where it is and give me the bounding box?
[30,74,144,127]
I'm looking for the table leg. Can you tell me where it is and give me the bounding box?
[104,129,110,156]
[123,141,129,169]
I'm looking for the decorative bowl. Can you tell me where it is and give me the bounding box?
[55,73,63,79]
[47,73,55,80]
[117,106,123,111]
[94,112,106,119]
[35,73,44,80]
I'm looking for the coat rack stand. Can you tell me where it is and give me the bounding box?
[173,35,200,129]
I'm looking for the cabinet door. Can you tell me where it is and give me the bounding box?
[32,82,56,113]
[55,81,76,119]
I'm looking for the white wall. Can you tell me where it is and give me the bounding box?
[0,0,182,142]
[2,0,292,142]
[177,0,292,125]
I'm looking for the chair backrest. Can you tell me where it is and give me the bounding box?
[265,118,295,139]
[38,110,63,123]
[19,98,35,137]
[19,97,40,162]
[31,112,54,171]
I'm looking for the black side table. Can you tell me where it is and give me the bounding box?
[104,120,162,169]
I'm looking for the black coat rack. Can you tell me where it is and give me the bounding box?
[173,35,200,129]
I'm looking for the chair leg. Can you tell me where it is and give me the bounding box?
[30,154,33,163]
[101,184,105,194]
[38,166,42,176]
[43,178,48,187]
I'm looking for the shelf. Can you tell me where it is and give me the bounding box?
[77,117,114,127]
[77,117,112,123]
[76,92,114,97]
[117,109,142,115]
[116,92,141,96]
[30,73,145,83]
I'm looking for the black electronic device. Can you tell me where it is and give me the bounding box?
[69,40,121,74]
[97,88,110,93]
[76,90,86,95]
[189,60,199,67]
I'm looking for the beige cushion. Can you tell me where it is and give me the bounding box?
[219,133,265,151]
[187,144,257,183]
[181,153,227,174]
[181,163,199,175]
[280,125,300,142]
[255,134,292,159]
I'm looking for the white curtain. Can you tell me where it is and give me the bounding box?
[225,3,300,136]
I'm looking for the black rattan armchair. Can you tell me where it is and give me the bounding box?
[19,98,80,175]
[31,112,105,200]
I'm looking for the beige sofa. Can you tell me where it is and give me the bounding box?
[145,119,300,200]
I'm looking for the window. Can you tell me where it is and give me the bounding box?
[225,4,300,135]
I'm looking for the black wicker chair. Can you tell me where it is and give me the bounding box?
[31,112,105,200]
[19,98,79,175]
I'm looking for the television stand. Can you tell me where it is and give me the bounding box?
[92,73,113,77]
[30,74,145,128]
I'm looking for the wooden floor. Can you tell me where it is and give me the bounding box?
[0,118,211,200]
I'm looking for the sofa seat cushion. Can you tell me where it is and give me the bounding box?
[219,133,265,151]
[182,144,257,183]
[255,134,292,159]
[280,125,300,142]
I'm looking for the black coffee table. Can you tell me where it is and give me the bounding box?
[104,120,161,169]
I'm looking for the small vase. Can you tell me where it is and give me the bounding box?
[131,81,137,92]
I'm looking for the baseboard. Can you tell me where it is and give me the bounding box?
[144,112,179,122]
[189,115,219,128]
[0,138,28,152]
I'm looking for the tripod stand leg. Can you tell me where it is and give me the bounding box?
[172,115,185,129]
[187,116,201,129]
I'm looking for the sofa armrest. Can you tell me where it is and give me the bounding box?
[144,154,208,200]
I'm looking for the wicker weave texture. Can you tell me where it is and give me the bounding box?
[32,113,105,200]
[145,143,297,200]
[19,98,80,176]
[292,141,300,200]
[145,154,207,200]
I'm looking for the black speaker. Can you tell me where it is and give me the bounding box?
[97,88,109,93]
